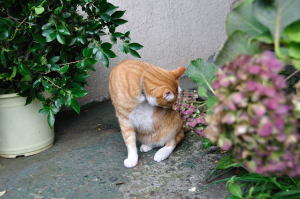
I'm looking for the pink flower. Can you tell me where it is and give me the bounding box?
[252,104,266,116]
[195,128,205,136]
[222,113,235,124]
[258,122,273,136]
[246,80,257,91]
[248,65,260,74]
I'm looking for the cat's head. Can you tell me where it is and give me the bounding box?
[143,66,186,108]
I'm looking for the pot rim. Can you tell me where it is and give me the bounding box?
[0,93,20,99]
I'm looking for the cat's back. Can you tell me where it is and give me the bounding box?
[109,60,151,110]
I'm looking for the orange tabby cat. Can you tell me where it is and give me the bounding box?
[109,60,185,168]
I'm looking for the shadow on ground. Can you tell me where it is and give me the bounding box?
[0,81,227,199]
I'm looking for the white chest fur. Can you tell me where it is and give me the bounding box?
[129,102,154,132]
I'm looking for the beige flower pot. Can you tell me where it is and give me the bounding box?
[0,93,54,158]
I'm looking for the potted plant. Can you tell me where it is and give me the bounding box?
[0,0,142,158]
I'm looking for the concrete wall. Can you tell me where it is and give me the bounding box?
[79,0,234,104]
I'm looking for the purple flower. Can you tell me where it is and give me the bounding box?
[248,65,260,74]
[258,122,273,136]
[252,104,266,116]
[263,98,279,110]
[195,128,205,136]
[246,81,257,91]
[222,113,235,124]
[274,118,284,130]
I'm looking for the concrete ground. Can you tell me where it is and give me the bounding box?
[0,78,227,199]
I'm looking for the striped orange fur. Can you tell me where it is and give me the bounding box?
[109,60,185,168]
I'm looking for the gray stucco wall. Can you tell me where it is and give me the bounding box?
[79,0,233,104]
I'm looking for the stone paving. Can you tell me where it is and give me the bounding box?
[0,98,227,199]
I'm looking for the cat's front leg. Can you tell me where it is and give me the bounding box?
[119,120,138,168]
[154,139,176,162]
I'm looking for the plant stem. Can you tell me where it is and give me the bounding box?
[58,60,83,66]
[42,76,70,94]
[285,70,300,81]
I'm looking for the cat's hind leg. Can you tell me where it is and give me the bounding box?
[153,129,184,162]
[154,139,176,162]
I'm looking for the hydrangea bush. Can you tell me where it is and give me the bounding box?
[205,51,300,176]
[174,91,207,136]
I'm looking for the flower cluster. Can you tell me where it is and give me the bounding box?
[205,51,300,176]
[174,91,207,136]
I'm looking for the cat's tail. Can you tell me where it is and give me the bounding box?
[175,129,184,144]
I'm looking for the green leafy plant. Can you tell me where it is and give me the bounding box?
[217,0,300,71]
[213,155,300,199]
[0,0,143,127]
[184,0,300,197]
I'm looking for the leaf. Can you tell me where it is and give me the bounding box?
[71,99,80,114]
[111,10,126,19]
[226,0,267,37]
[18,63,31,77]
[56,34,66,44]
[33,78,42,88]
[200,88,210,99]
[50,56,60,63]
[83,58,97,66]
[101,54,109,67]
[62,12,71,18]
[83,48,93,58]
[215,31,260,66]
[34,6,45,15]
[42,29,57,42]
[47,110,55,127]
[57,25,71,36]
[101,42,112,50]
[103,49,117,58]
[72,88,88,97]
[128,43,144,50]
[54,6,63,14]
[206,95,218,114]
[202,138,214,149]
[0,29,9,40]
[60,65,69,74]
[254,0,300,37]
[186,58,217,97]
[227,182,243,198]
[112,32,123,37]
[128,48,141,58]
[216,154,241,170]
[0,50,7,68]
[285,20,300,42]
[288,43,300,59]
[8,66,17,80]
[272,189,300,199]
[42,23,52,30]
[112,19,128,25]
[100,14,111,22]
[250,31,273,44]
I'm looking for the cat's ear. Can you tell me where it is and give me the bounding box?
[163,89,175,101]
[170,67,186,79]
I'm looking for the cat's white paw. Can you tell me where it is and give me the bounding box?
[140,144,153,152]
[154,146,175,162]
[124,157,138,168]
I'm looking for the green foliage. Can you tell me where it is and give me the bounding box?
[0,0,143,127]
[186,58,217,98]
[213,155,300,199]
[215,31,261,66]
[216,0,300,69]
